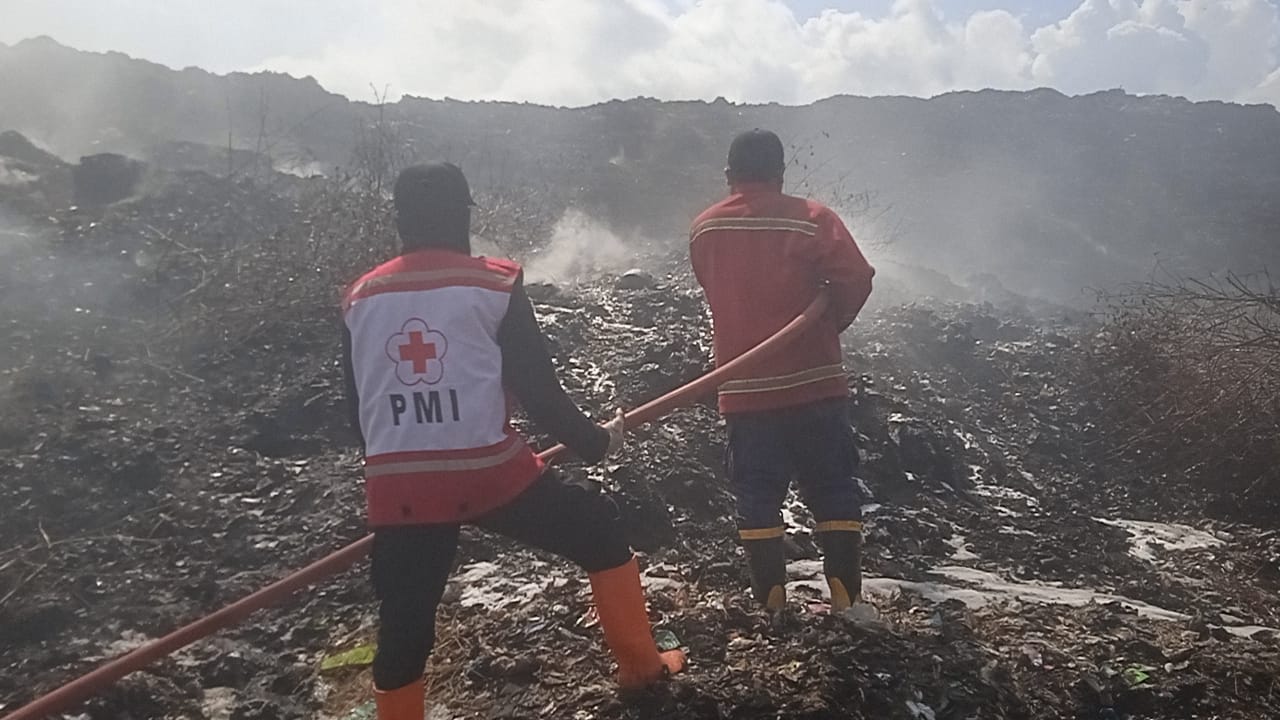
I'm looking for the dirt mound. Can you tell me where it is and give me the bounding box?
[0,130,65,169]
[2,171,1278,719]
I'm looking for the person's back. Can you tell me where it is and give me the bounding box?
[343,163,683,720]
[692,186,865,413]
[690,129,875,613]
[344,248,538,523]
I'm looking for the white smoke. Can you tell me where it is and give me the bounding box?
[523,209,635,285]
[0,205,36,258]
[0,159,39,189]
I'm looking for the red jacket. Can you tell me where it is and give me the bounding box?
[690,182,875,414]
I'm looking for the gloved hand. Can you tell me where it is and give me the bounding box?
[602,408,626,456]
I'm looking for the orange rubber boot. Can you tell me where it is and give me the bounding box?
[374,678,424,720]
[588,556,686,689]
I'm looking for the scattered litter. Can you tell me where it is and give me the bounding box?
[906,700,937,720]
[1122,666,1153,687]
[1094,518,1225,561]
[4,176,1280,719]
[320,644,376,671]
[654,629,682,652]
[200,687,238,720]
[340,701,376,720]
[945,534,980,561]
[863,566,1279,639]
[841,603,887,630]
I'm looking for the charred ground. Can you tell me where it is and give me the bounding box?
[2,136,1279,720]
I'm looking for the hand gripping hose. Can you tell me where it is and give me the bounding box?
[3,290,829,720]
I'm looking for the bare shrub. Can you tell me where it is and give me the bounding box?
[471,184,559,260]
[1089,271,1280,510]
[349,86,414,197]
[786,133,901,250]
[149,176,394,364]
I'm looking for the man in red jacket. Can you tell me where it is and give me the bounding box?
[343,163,683,719]
[690,129,876,612]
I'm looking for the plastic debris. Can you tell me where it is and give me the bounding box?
[321,644,377,671]
[841,602,888,631]
[654,629,682,652]
[907,700,937,720]
[340,701,377,720]
[1122,665,1152,687]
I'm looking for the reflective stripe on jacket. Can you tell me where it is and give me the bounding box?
[690,182,875,414]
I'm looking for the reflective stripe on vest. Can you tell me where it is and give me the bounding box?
[363,435,527,477]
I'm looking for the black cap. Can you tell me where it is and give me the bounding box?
[727,129,785,182]
[393,162,476,215]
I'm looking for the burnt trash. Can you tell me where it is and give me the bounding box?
[235,412,311,458]
[86,351,114,378]
[6,161,1280,720]
[199,650,255,687]
[615,484,676,552]
[615,268,657,291]
[73,153,146,206]
[0,603,75,648]
[108,448,163,491]
[230,698,287,720]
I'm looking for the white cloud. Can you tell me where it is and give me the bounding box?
[1029,0,1280,99]
[1254,66,1280,105]
[1182,0,1280,96]
[8,0,1278,109]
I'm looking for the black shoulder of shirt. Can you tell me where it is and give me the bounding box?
[497,275,611,463]
[338,276,610,463]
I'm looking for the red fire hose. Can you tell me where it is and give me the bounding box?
[3,291,829,720]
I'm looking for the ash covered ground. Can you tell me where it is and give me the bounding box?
[1,141,1279,720]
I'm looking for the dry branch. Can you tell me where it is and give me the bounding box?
[1089,271,1280,508]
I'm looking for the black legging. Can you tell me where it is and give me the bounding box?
[370,470,633,690]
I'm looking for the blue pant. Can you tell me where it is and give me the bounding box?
[724,398,863,531]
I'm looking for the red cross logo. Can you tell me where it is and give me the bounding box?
[386,319,448,385]
[398,331,438,375]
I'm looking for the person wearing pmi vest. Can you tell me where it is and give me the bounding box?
[341,162,685,720]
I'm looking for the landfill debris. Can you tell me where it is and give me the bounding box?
[841,602,887,631]
[906,699,937,720]
[2,147,1279,719]
[654,629,682,652]
[340,701,376,720]
[320,644,377,672]
[614,268,657,291]
[1121,665,1152,688]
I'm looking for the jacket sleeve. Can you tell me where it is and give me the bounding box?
[340,320,366,449]
[811,209,875,332]
[688,221,708,290]
[499,275,611,463]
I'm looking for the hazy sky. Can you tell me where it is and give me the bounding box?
[2,0,1278,108]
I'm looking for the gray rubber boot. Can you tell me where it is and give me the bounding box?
[740,532,788,610]
[817,526,863,611]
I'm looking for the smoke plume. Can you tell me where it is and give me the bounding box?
[523,209,636,285]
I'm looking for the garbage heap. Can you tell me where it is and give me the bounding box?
[0,140,1277,720]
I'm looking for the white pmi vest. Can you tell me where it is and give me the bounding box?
[346,285,509,457]
[342,251,540,525]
